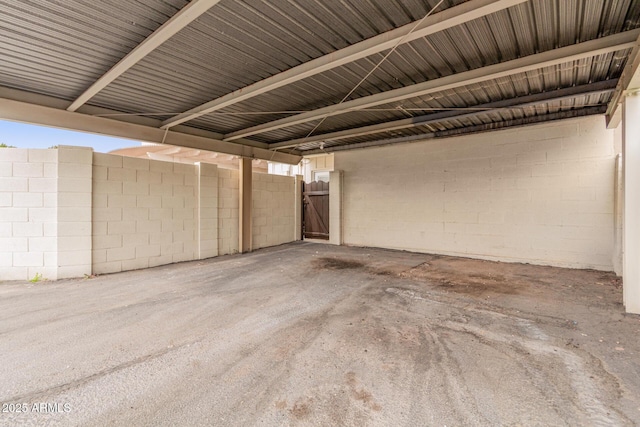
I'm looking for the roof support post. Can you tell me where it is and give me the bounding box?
[294,175,303,241]
[197,162,219,260]
[239,157,253,253]
[329,170,343,246]
[622,93,640,314]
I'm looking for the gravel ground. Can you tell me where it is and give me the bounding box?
[1,241,639,426]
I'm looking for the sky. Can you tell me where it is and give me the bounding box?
[0,119,141,152]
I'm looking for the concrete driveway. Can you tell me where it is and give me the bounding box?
[1,242,639,426]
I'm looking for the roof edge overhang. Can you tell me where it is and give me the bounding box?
[0,86,301,165]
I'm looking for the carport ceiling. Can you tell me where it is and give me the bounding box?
[1,0,639,159]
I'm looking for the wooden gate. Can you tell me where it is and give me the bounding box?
[302,181,329,240]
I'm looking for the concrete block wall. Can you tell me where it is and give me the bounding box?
[252,173,296,250]
[0,148,58,280]
[217,168,239,255]
[57,146,93,279]
[197,162,219,259]
[0,146,94,280]
[92,153,199,274]
[335,115,618,271]
[1,147,298,280]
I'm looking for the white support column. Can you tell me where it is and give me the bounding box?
[196,162,219,259]
[239,158,253,253]
[294,175,303,241]
[613,152,623,276]
[623,93,640,314]
[329,170,343,246]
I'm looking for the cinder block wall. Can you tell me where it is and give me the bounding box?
[92,153,199,274]
[0,148,59,280]
[335,116,618,271]
[197,163,219,260]
[217,168,239,255]
[92,158,297,274]
[1,147,297,280]
[252,173,296,249]
[57,146,93,279]
[0,146,94,280]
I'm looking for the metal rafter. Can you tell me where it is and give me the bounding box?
[223,29,640,142]
[606,33,640,128]
[270,80,618,150]
[160,0,528,129]
[67,0,223,112]
[304,106,607,154]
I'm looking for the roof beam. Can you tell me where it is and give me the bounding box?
[270,80,618,149]
[304,106,607,154]
[67,0,222,112]
[606,33,640,128]
[1,85,267,149]
[160,0,528,129]
[0,93,301,165]
[224,29,640,142]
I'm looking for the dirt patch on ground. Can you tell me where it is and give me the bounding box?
[401,255,621,298]
[314,256,403,277]
[289,398,312,419]
[314,257,365,270]
[345,372,381,411]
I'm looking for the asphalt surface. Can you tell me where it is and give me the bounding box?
[1,242,639,426]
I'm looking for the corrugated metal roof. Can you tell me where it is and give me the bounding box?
[88,0,465,116]
[295,91,613,151]
[289,85,615,151]
[181,0,638,142]
[227,52,627,145]
[0,0,638,153]
[0,0,187,101]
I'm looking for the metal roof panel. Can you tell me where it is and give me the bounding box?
[0,0,187,100]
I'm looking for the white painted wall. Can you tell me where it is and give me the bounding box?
[335,116,618,271]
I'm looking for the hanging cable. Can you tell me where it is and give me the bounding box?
[300,0,446,142]
[160,127,169,144]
